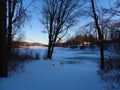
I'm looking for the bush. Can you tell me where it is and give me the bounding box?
[8,48,40,76]
[105,57,120,72]
[98,56,120,90]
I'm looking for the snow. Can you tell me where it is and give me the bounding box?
[0,47,106,90]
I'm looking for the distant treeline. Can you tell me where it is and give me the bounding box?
[13,41,47,48]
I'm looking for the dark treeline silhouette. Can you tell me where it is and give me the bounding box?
[64,34,97,48]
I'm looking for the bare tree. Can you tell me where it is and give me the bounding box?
[41,0,84,59]
[0,0,32,77]
[101,0,120,40]
[7,0,32,59]
[91,0,105,69]
[79,0,105,69]
[0,0,8,77]
[102,0,120,17]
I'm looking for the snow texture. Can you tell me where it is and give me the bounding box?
[0,47,106,90]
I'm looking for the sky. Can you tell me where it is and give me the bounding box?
[23,0,80,44]
[24,16,48,44]
[23,0,48,44]
[22,0,112,44]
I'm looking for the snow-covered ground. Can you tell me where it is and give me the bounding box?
[0,47,107,90]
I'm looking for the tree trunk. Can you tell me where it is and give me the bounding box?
[99,41,104,69]
[0,0,8,77]
[91,0,104,69]
[7,0,12,59]
[47,40,52,59]
[47,46,52,59]
[47,16,53,59]
[47,29,59,59]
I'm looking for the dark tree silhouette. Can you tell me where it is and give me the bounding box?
[42,0,83,59]
[102,0,120,41]
[0,0,8,77]
[91,0,104,69]
[0,0,32,77]
[7,0,29,59]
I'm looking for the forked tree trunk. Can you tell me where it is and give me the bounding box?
[47,30,59,59]
[47,41,55,59]
[0,0,8,77]
[47,45,52,59]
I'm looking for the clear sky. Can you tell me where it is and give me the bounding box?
[24,16,48,44]
[22,0,113,44]
[23,0,48,44]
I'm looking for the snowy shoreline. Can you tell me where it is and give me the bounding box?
[0,47,109,90]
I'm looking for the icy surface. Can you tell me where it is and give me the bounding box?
[0,47,106,90]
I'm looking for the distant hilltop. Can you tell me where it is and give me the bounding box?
[13,41,47,48]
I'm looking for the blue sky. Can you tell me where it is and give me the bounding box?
[23,0,48,44]
[23,0,79,44]
[24,16,48,44]
[23,0,112,44]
